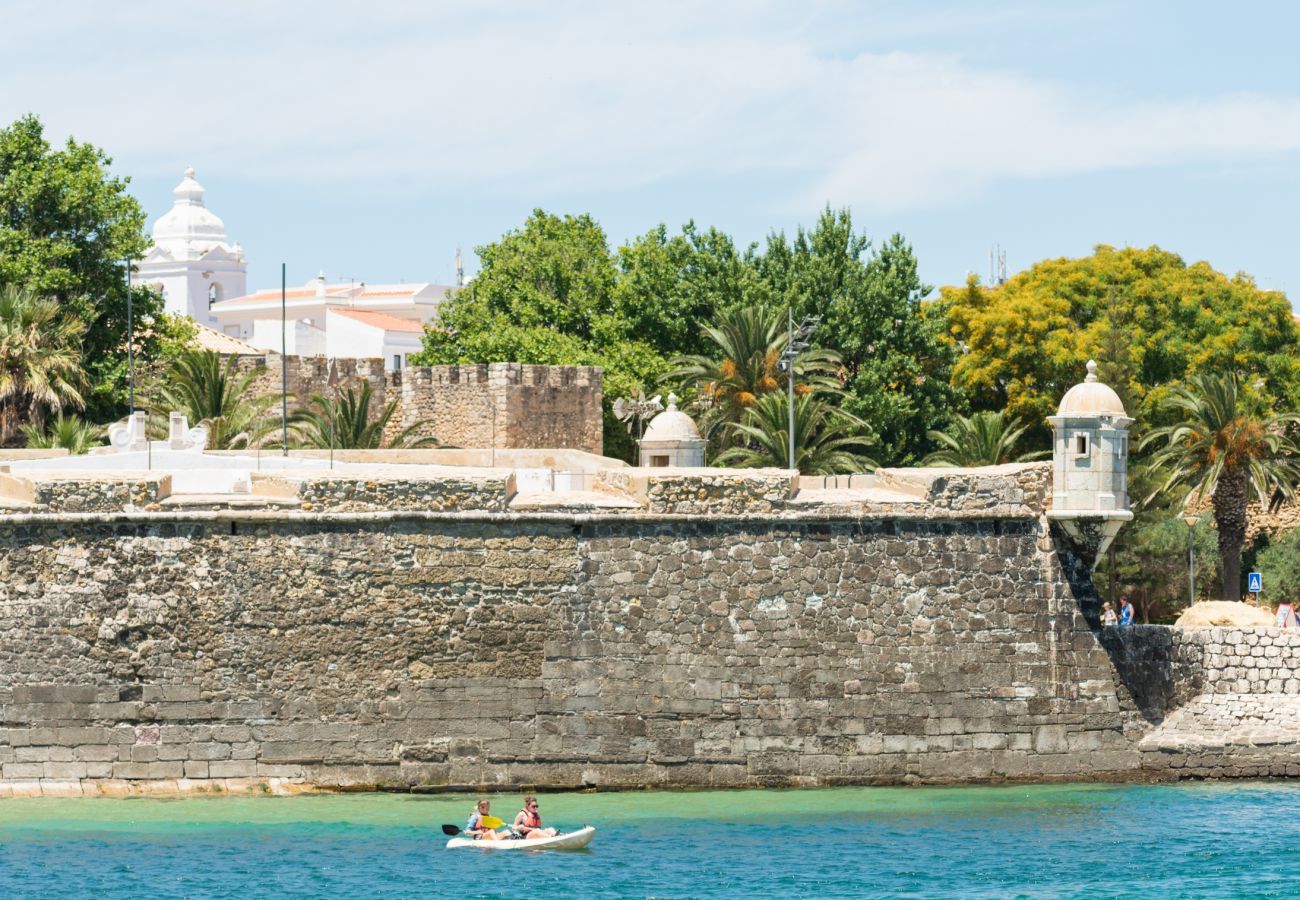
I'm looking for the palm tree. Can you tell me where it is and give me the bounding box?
[0,284,86,446]
[291,380,438,449]
[151,348,278,449]
[922,410,1049,467]
[714,392,876,474]
[667,304,840,444]
[19,414,103,455]
[1141,372,1300,602]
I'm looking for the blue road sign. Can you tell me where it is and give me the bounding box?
[1248,572,1263,593]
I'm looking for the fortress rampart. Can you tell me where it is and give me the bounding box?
[0,462,1297,795]
[235,358,604,454]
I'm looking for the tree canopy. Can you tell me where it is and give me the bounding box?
[416,206,950,464]
[0,114,183,421]
[756,211,962,465]
[936,245,1300,444]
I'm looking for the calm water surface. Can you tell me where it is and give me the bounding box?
[0,783,1296,898]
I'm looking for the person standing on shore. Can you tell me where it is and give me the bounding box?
[1119,597,1135,626]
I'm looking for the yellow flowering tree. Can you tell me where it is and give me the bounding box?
[934,245,1300,448]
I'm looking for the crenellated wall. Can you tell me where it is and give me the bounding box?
[232,357,604,453]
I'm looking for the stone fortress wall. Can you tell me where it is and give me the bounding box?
[2,462,1298,795]
[234,356,604,454]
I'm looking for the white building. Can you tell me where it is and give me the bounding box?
[211,273,452,371]
[133,167,246,324]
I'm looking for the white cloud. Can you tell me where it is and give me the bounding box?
[4,0,1300,213]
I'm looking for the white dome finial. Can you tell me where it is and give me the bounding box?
[1085,360,1099,383]
[184,164,195,179]
[666,393,679,410]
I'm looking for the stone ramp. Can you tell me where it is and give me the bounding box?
[1139,693,1300,777]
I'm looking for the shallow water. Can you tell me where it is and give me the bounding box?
[0,783,1296,898]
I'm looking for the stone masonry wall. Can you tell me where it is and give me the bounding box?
[232,357,603,453]
[1102,626,1300,779]
[0,507,1148,794]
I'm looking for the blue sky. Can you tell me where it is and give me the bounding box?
[5,0,1300,301]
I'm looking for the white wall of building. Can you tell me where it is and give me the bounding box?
[251,319,326,356]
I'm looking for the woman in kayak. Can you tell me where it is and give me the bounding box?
[513,796,558,840]
[466,799,506,841]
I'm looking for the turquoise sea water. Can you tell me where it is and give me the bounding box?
[0,783,1297,898]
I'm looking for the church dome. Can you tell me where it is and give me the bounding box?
[150,166,229,258]
[642,394,703,443]
[1058,360,1127,416]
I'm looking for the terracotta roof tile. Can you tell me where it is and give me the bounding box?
[330,308,426,333]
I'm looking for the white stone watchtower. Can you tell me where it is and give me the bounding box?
[1046,360,1134,562]
[639,394,707,467]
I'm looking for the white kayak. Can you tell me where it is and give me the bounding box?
[446,825,595,851]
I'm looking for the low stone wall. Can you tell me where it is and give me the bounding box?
[32,477,171,513]
[296,474,513,512]
[1103,625,1300,778]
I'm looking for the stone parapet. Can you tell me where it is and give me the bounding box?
[295,473,514,512]
[19,476,172,513]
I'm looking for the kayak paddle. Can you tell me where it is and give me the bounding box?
[442,824,461,836]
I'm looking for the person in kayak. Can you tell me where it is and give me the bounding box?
[466,799,506,841]
[513,796,557,840]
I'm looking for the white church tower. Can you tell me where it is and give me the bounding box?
[134,166,246,324]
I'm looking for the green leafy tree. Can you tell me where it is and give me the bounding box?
[0,284,86,445]
[715,392,875,474]
[1099,503,1221,621]
[413,210,669,461]
[612,222,759,357]
[936,246,1300,446]
[19,413,102,454]
[922,410,1048,467]
[1141,372,1300,601]
[1256,529,1300,604]
[0,115,168,421]
[150,349,278,450]
[753,209,962,465]
[291,381,438,449]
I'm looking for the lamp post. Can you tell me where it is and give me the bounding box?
[1182,514,1201,607]
[125,259,135,416]
[778,309,820,471]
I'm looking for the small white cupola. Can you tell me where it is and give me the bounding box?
[638,394,707,467]
[1046,360,1134,565]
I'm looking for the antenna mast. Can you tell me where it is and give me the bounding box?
[455,247,465,288]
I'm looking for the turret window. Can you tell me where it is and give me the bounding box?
[1074,434,1089,455]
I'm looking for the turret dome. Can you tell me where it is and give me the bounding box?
[641,394,702,443]
[1057,360,1126,416]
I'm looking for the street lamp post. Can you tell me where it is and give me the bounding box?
[125,259,135,416]
[1182,514,1201,607]
[779,310,820,471]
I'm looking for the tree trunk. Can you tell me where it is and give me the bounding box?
[1213,467,1248,602]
